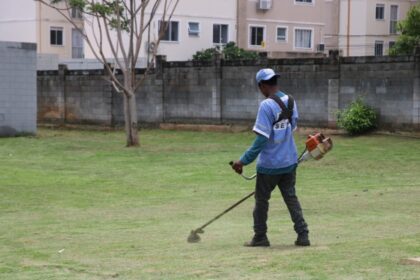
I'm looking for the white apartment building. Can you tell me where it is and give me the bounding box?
[0,0,37,44]
[156,0,237,61]
[84,0,237,62]
[339,0,419,56]
[237,0,339,58]
[1,0,419,64]
[37,1,84,59]
[0,0,84,60]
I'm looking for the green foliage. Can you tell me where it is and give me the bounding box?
[389,5,420,55]
[49,0,129,31]
[68,0,86,10]
[222,42,259,60]
[192,42,259,61]
[192,47,219,61]
[337,97,377,135]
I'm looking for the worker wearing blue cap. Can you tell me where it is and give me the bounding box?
[231,68,310,247]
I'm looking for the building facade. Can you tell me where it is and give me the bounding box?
[237,0,339,58]
[0,0,84,60]
[0,0,37,44]
[153,0,237,61]
[84,0,237,62]
[36,1,84,59]
[339,0,419,57]
[2,0,419,64]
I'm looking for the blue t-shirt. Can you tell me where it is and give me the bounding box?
[252,91,299,171]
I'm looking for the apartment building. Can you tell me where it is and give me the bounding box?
[0,0,84,60]
[36,1,84,59]
[84,0,237,62]
[2,0,418,63]
[339,0,419,56]
[237,0,339,58]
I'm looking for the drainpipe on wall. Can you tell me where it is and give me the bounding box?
[347,0,351,56]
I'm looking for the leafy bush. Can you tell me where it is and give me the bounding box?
[192,42,259,61]
[223,42,259,60]
[192,47,219,61]
[337,98,377,135]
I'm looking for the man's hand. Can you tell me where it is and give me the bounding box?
[231,161,244,174]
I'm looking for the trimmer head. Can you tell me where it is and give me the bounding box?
[187,229,204,243]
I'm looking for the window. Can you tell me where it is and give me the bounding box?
[277,27,287,42]
[50,27,63,46]
[390,5,398,34]
[259,0,272,9]
[294,28,312,49]
[375,41,384,56]
[188,22,200,37]
[250,26,264,46]
[159,21,179,42]
[389,41,395,49]
[376,4,385,20]
[213,24,228,44]
[71,7,83,19]
[72,29,84,58]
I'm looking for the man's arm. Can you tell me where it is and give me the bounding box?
[240,134,268,165]
[231,102,273,174]
[231,134,268,174]
[291,99,299,131]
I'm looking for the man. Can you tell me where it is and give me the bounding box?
[231,68,310,247]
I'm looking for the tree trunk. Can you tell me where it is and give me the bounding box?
[123,92,139,147]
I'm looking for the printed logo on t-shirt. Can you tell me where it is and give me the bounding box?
[273,119,289,130]
[273,119,289,143]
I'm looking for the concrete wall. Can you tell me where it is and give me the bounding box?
[0,41,37,137]
[37,53,420,131]
[38,67,163,126]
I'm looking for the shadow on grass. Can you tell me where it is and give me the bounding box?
[269,244,329,251]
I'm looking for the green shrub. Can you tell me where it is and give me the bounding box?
[192,42,259,61]
[222,42,259,60]
[337,98,377,135]
[192,47,219,61]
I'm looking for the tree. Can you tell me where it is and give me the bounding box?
[389,5,420,56]
[35,0,179,146]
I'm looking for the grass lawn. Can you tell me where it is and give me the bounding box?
[0,128,419,279]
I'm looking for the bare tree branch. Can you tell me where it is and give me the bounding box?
[132,1,147,66]
[115,0,129,69]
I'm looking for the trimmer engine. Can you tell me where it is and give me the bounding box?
[299,133,333,162]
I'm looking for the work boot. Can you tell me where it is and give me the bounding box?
[295,231,310,246]
[244,234,270,247]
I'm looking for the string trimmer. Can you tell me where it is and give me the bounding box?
[187,133,333,243]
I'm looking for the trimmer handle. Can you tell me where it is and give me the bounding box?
[229,160,256,180]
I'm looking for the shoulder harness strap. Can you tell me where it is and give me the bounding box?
[269,94,294,125]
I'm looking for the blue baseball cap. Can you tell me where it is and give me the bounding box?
[256,68,280,84]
